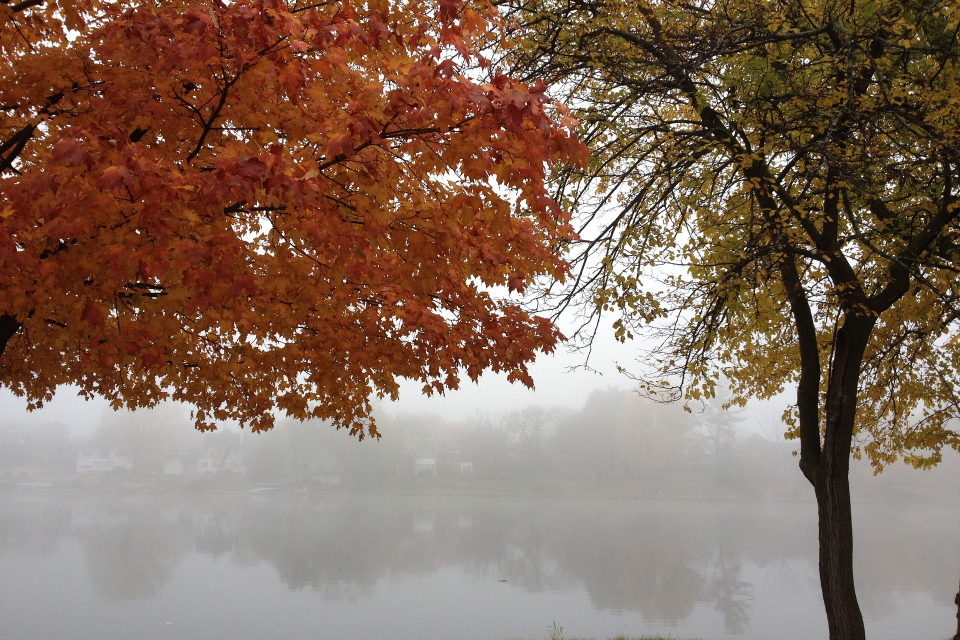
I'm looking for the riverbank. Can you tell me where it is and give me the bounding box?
[10,471,960,504]
[3,472,807,501]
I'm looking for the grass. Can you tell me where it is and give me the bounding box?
[532,625,699,640]
[494,622,700,640]
[505,637,697,640]
[569,637,698,640]
[515,636,698,640]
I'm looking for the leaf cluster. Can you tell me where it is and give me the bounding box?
[0,0,585,434]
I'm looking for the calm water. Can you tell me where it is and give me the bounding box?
[0,492,956,640]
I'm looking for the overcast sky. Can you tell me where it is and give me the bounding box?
[0,316,789,439]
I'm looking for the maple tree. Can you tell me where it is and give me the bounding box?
[503,0,960,638]
[0,0,584,435]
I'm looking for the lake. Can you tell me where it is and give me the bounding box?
[0,492,956,639]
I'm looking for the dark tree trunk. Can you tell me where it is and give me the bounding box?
[798,321,871,640]
[814,464,864,640]
[0,313,20,358]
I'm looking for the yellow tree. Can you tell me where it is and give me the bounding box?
[0,0,584,434]
[504,0,960,637]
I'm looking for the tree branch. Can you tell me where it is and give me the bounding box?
[0,314,21,359]
[780,250,822,484]
[3,0,45,13]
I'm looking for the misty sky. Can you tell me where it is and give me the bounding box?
[0,344,620,436]
[0,316,788,438]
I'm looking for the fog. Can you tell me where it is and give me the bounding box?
[0,328,634,439]
[3,384,958,501]
[2,382,960,639]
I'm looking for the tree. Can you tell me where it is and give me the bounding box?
[0,0,584,434]
[553,387,697,483]
[695,386,743,485]
[504,0,960,638]
[501,405,561,479]
[91,400,197,473]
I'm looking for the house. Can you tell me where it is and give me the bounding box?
[414,451,436,476]
[76,450,134,473]
[196,447,246,475]
[400,432,473,477]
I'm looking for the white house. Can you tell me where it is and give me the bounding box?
[196,449,246,475]
[76,451,134,474]
[414,452,436,476]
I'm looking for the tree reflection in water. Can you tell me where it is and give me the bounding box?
[0,492,956,637]
[703,543,752,634]
[72,496,192,600]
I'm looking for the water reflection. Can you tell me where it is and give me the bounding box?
[73,500,191,600]
[0,493,956,639]
[704,543,751,634]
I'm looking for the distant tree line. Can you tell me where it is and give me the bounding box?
[3,388,959,502]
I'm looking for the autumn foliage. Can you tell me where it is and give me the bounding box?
[0,0,584,434]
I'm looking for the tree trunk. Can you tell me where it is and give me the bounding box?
[814,465,865,640]
[798,321,871,640]
[0,313,20,358]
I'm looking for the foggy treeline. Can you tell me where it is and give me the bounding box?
[2,387,960,502]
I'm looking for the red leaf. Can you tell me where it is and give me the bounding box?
[98,165,133,190]
[52,139,90,166]
[237,157,269,180]
[81,301,103,325]
[434,59,458,79]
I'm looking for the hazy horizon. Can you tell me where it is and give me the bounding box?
[1,317,792,443]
